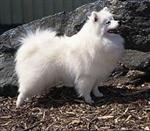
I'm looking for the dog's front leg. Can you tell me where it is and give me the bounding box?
[75,77,95,104]
[92,86,103,97]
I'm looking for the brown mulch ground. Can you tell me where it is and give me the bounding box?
[0,79,150,130]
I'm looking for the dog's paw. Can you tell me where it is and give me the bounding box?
[16,93,26,108]
[93,91,103,97]
[93,86,103,97]
[84,96,94,104]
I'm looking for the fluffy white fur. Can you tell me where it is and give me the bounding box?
[15,7,124,107]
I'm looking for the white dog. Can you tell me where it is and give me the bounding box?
[15,7,124,107]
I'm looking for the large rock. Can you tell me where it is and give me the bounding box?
[0,0,150,96]
[122,50,150,72]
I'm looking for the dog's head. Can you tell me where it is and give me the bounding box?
[88,7,119,35]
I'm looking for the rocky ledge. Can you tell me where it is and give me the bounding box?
[0,0,150,96]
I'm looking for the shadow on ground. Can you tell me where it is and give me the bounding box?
[32,85,150,108]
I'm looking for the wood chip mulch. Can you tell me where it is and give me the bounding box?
[0,82,150,131]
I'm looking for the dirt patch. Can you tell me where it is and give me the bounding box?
[0,80,150,130]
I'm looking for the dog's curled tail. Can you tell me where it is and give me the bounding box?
[15,28,57,63]
[18,28,57,45]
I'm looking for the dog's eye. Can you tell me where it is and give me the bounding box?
[106,21,111,25]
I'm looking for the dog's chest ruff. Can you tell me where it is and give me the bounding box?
[87,35,124,80]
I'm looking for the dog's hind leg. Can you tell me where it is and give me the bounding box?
[16,83,33,108]
[16,92,27,108]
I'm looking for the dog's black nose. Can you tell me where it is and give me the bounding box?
[118,21,121,25]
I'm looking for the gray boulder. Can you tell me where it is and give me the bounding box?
[0,0,150,96]
[122,50,150,72]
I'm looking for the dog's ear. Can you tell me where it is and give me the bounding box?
[89,11,98,22]
[102,7,110,12]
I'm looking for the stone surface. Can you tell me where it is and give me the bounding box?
[122,50,150,72]
[0,0,150,96]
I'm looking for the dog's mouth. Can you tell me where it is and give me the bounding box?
[107,29,118,34]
